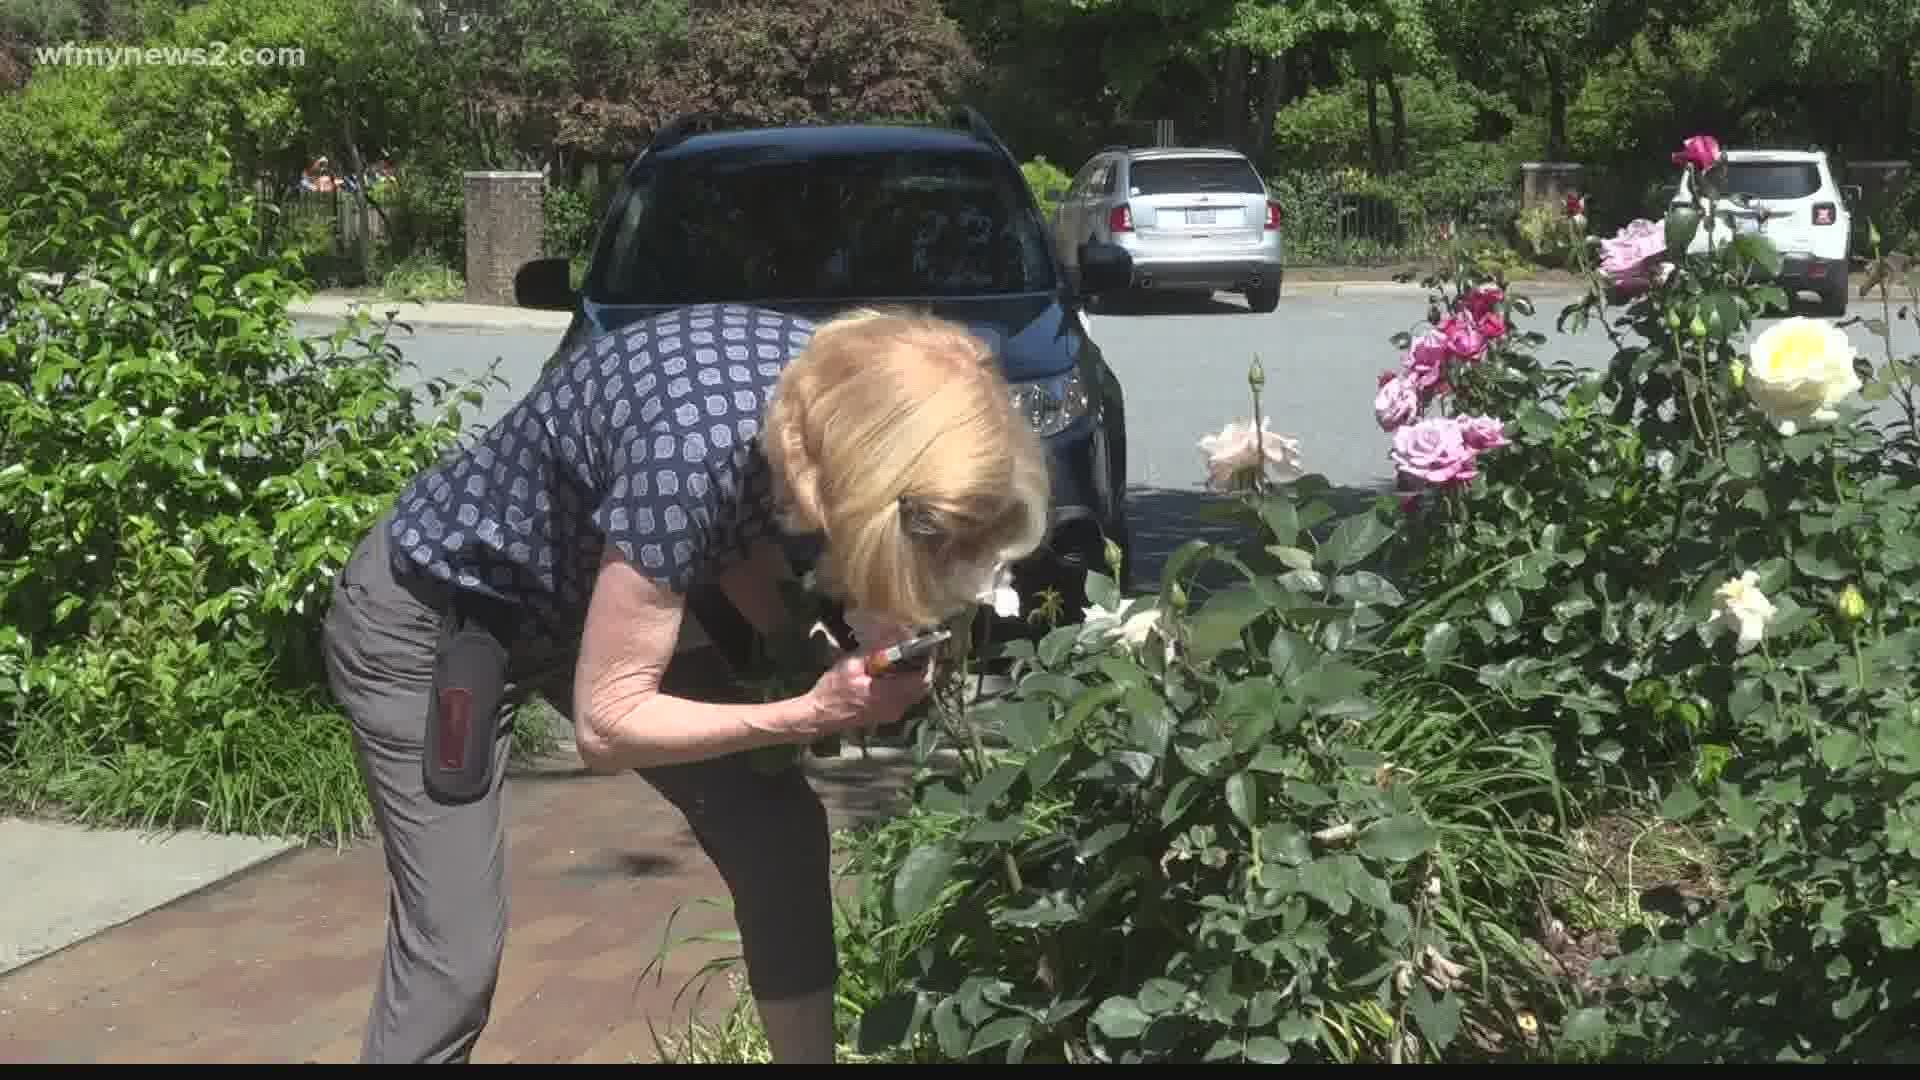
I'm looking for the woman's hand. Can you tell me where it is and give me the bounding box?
[801,654,932,739]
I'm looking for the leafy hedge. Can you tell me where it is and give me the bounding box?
[0,146,497,842]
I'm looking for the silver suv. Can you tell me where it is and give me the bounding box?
[1050,146,1283,312]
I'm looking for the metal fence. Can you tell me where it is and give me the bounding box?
[246,178,466,287]
[1266,171,1518,268]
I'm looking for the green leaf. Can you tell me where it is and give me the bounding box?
[996,699,1053,752]
[1318,510,1394,570]
[1084,571,1121,611]
[1187,585,1269,662]
[1226,771,1258,828]
[1294,657,1374,704]
[1161,777,1205,826]
[1725,443,1760,479]
[892,842,959,921]
[1732,231,1783,276]
[1243,1036,1291,1063]
[1358,814,1436,862]
[969,1016,1031,1057]
[932,997,969,1058]
[1268,545,1315,571]
[1408,984,1461,1049]
[1421,621,1460,666]
[1561,1006,1611,1044]
[1126,686,1174,755]
[1484,589,1522,628]
[1660,783,1703,821]
[1256,493,1300,543]
[1258,823,1311,865]
[1334,571,1405,607]
[1268,628,1315,680]
[1090,996,1152,1039]
[1820,729,1865,772]
[1138,978,1186,1014]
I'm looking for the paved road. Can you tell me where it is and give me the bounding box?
[297,287,1920,581]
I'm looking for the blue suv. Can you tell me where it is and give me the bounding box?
[511,109,1137,652]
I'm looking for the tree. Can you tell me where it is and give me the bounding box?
[639,0,980,135]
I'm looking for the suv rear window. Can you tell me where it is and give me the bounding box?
[1723,162,1823,200]
[588,147,1056,304]
[1128,157,1266,196]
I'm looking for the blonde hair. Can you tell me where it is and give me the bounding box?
[763,307,1052,627]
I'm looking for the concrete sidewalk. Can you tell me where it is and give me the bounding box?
[0,741,930,1063]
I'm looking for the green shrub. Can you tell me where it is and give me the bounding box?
[1366,146,1920,1060]
[0,145,499,843]
[825,358,1577,1062]
[1022,156,1072,220]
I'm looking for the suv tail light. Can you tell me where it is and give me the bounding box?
[1265,200,1282,230]
[1813,202,1837,226]
[1108,204,1133,233]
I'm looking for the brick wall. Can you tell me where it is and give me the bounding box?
[463,170,546,306]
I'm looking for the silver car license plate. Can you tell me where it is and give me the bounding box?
[1187,208,1215,225]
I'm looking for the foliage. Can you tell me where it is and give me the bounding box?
[0,144,497,842]
[820,362,1577,1063]
[1269,72,1510,174]
[1021,156,1073,219]
[1358,133,1920,1061]
[639,0,978,134]
[0,0,443,193]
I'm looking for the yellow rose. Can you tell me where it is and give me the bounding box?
[1746,317,1862,435]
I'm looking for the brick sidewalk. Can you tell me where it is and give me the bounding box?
[0,740,921,1064]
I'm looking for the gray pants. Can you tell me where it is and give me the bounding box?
[321,513,837,1063]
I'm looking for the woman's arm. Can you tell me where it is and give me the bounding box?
[572,546,925,772]
[572,548,824,773]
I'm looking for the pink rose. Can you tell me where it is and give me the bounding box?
[1462,284,1503,319]
[1476,310,1507,341]
[1671,134,1721,172]
[1438,315,1487,362]
[1373,373,1420,432]
[1391,417,1481,487]
[1599,219,1666,295]
[1458,415,1509,451]
[1403,330,1452,393]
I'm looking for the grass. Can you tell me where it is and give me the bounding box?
[0,663,570,850]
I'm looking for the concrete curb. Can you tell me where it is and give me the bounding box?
[28,273,1584,332]
[281,280,1587,331]
[289,295,574,333]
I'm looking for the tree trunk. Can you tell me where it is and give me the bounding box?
[1386,74,1408,173]
[1365,75,1384,174]
[1256,50,1290,171]
[1544,50,1568,160]
[1221,45,1249,151]
[1884,42,1915,157]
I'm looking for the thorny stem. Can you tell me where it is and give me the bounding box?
[1696,333,1723,459]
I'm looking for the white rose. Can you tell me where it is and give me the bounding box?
[1746,317,1862,435]
[1707,570,1776,653]
[975,562,1020,619]
[1082,595,1174,663]
[1197,418,1305,492]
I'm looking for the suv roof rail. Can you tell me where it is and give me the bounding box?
[647,111,752,153]
[1099,144,1130,155]
[949,105,1003,147]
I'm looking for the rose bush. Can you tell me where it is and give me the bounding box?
[668,129,1920,1064]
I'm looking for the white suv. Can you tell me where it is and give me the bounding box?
[1674,148,1858,315]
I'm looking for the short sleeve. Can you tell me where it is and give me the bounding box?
[591,425,719,594]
